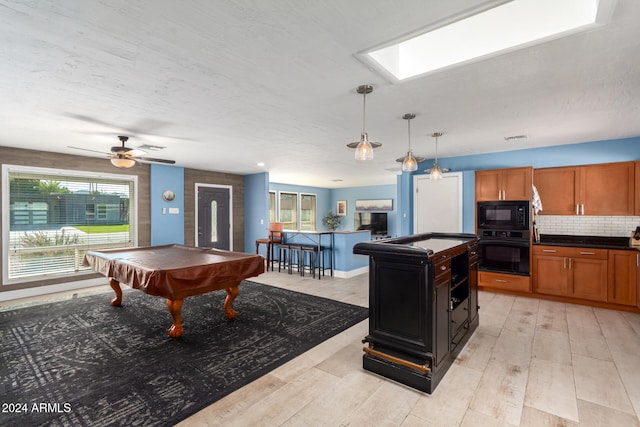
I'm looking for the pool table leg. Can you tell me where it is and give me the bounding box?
[167,299,184,338]
[109,279,123,307]
[223,284,240,320]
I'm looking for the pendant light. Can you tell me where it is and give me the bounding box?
[430,132,444,180]
[347,84,381,160]
[401,113,418,171]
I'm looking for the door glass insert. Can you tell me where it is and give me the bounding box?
[210,200,218,242]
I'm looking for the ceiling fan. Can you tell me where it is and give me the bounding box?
[68,136,176,168]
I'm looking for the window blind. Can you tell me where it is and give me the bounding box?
[4,166,137,283]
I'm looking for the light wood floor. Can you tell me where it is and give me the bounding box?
[4,270,640,426]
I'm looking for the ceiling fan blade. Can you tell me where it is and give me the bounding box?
[124,149,147,157]
[136,157,176,165]
[68,146,111,155]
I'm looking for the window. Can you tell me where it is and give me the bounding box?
[210,200,218,243]
[269,191,276,223]
[2,165,138,284]
[300,193,316,231]
[277,191,317,231]
[278,192,298,230]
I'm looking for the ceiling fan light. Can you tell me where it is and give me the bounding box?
[354,132,374,161]
[402,151,418,172]
[110,157,136,168]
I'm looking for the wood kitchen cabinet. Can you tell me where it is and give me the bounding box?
[478,271,530,293]
[532,167,579,215]
[475,166,532,201]
[532,246,608,302]
[608,250,638,306]
[636,161,640,215]
[534,162,635,216]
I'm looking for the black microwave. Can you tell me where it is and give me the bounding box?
[477,201,530,230]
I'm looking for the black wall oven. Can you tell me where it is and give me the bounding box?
[477,231,530,276]
[477,200,531,276]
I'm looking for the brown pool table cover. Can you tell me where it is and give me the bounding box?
[83,244,265,300]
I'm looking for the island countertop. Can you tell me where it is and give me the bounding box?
[353,232,478,258]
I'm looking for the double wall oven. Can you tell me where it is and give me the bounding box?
[477,201,531,276]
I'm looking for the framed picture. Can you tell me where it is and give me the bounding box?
[336,200,347,216]
[355,199,393,211]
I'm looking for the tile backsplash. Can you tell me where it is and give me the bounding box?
[535,215,640,237]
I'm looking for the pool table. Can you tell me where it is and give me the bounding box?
[82,244,265,337]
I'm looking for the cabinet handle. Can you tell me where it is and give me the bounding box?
[581,204,585,215]
[440,265,447,271]
[576,204,579,215]
[564,257,567,269]
[542,249,557,253]
[579,251,596,255]
[569,258,572,268]
[495,279,508,283]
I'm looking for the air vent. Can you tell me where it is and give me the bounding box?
[504,135,528,142]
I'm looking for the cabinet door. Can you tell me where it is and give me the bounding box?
[636,161,640,215]
[580,162,635,215]
[475,170,502,201]
[534,167,579,215]
[434,281,450,367]
[532,254,568,296]
[608,250,638,306]
[502,167,532,200]
[570,257,608,301]
[469,254,479,322]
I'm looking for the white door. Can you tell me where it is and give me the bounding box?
[414,172,463,234]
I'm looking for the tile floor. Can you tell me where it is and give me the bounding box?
[4,270,640,426]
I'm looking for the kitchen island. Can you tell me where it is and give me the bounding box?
[353,232,479,393]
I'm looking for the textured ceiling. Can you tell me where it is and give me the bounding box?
[1,0,639,188]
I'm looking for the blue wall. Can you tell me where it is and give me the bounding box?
[150,164,185,245]
[331,184,399,236]
[244,172,270,254]
[406,137,640,234]
[149,137,639,254]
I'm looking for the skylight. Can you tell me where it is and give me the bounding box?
[362,0,615,81]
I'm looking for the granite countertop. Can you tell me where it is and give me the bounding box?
[535,234,640,251]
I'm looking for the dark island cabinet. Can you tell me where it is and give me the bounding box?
[354,233,479,393]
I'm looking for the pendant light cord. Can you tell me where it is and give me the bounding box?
[362,90,367,133]
[407,117,412,151]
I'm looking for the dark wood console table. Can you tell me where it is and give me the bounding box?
[353,232,479,393]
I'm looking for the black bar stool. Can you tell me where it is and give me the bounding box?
[300,244,318,278]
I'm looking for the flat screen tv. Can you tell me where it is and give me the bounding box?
[355,212,388,236]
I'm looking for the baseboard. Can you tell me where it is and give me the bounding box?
[0,278,106,302]
[333,266,368,279]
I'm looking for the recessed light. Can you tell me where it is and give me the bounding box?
[257,162,265,167]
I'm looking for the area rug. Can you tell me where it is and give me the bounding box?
[0,281,368,426]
